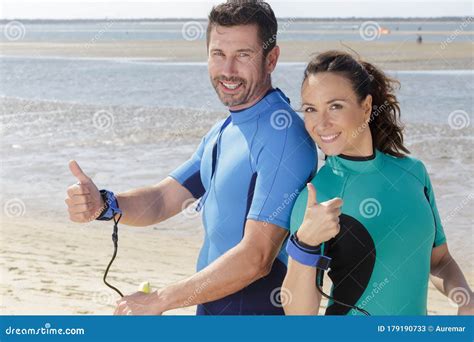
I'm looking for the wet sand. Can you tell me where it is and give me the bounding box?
[1,40,472,70]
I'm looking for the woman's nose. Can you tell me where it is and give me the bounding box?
[316,111,333,130]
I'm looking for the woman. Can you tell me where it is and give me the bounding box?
[282,51,473,315]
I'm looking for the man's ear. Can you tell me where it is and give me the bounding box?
[265,45,280,73]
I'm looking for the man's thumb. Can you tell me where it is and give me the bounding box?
[306,182,318,208]
[69,160,90,184]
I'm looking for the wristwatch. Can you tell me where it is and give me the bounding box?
[96,189,122,221]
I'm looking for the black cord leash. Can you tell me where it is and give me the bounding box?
[103,214,124,298]
[316,269,370,316]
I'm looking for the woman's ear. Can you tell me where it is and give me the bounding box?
[363,94,373,123]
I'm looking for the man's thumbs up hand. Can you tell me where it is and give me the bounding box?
[66,160,104,222]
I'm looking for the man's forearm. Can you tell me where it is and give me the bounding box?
[115,177,192,227]
[116,185,165,226]
[156,244,271,311]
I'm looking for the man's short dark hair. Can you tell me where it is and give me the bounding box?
[206,0,278,56]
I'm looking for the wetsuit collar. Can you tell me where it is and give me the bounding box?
[229,88,289,125]
[328,148,385,174]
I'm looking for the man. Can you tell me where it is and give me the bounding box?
[66,0,316,315]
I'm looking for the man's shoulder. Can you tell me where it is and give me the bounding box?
[202,117,228,142]
[256,101,314,152]
[258,99,306,133]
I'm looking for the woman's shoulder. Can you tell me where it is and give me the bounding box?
[382,152,429,184]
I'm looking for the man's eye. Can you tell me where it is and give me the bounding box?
[330,104,342,110]
[238,53,250,58]
[304,107,316,113]
[213,51,224,57]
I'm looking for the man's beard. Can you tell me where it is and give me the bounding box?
[211,76,250,108]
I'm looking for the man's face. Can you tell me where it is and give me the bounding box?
[208,24,273,111]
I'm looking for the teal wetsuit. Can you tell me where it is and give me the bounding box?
[290,149,446,315]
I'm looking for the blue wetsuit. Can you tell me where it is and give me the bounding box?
[170,88,317,315]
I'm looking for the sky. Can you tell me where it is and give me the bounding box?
[0,0,472,19]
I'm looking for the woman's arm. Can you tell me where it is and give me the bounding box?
[282,258,321,315]
[282,183,341,315]
[430,243,473,315]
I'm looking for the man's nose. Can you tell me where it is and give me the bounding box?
[221,57,237,78]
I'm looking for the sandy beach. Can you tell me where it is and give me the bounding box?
[0,17,472,315]
[0,215,468,316]
[0,93,472,315]
[1,40,472,70]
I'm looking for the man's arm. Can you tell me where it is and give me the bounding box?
[114,219,288,315]
[116,176,195,226]
[430,243,473,315]
[66,160,195,226]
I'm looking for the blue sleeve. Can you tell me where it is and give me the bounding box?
[246,117,317,230]
[169,136,206,199]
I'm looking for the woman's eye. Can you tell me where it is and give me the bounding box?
[304,107,316,113]
[330,103,342,110]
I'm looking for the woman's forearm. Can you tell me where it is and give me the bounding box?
[282,258,321,315]
[430,252,473,313]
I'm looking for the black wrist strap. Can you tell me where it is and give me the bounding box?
[294,231,322,252]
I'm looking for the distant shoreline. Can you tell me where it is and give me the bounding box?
[0,17,473,23]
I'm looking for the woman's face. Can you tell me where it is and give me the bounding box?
[301,72,373,157]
